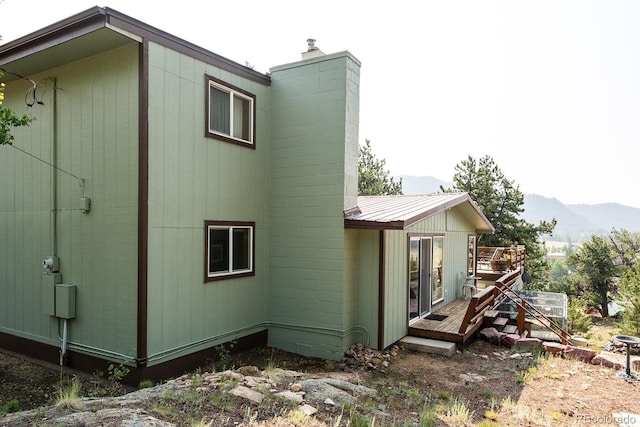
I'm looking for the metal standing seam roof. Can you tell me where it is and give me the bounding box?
[344,192,495,232]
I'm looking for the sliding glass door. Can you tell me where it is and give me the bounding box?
[409,235,444,322]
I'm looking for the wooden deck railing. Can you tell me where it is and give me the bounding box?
[477,246,526,273]
[457,268,570,344]
[458,270,521,335]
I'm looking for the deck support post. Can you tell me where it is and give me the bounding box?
[517,301,526,336]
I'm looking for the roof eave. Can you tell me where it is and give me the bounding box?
[344,193,496,233]
[0,7,271,86]
[0,7,107,67]
[344,219,406,230]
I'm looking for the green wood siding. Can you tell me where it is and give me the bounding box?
[353,229,379,349]
[145,42,271,364]
[268,52,360,360]
[382,230,408,348]
[0,43,140,359]
[0,83,53,341]
[381,208,480,348]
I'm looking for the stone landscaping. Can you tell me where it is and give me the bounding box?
[1,330,638,426]
[479,326,640,372]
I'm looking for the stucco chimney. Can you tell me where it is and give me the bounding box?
[301,38,325,60]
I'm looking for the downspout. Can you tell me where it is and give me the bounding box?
[377,229,385,350]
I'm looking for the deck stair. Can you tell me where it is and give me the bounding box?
[492,316,508,329]
[502,324,519,334]
[491,286,570,344]
[488,314,519,334]
[408,268,570,347]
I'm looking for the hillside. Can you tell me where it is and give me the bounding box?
[397,175,640,242]
[522,195,640,241]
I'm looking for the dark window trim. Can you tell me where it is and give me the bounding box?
[204,74,256,149]
[204,220,255,282]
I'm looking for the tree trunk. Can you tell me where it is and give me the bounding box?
[600,292,609,318]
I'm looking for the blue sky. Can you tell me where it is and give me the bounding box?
[2,0,639,208]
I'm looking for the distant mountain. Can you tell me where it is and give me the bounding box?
[523,195,640,241]
[521,195,603,242]
[396,175,453,195]
[397,176,640,242]
[567,203,640,233]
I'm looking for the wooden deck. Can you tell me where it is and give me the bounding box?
[408,298,473,344]
[408,270,523,346]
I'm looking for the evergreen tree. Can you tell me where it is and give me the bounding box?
[566,235,618,317]
[441,155,556,283]
[358,139,402,196]
[609,228,640,268]
[618,261,640,335]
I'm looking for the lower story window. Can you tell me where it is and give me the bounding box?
[205,221,254,281]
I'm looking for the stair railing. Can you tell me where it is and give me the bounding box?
[458,270,521,335]
[493,285,569,344]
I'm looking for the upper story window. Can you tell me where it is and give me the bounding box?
[205,220,255,282]
[206,75,255,148]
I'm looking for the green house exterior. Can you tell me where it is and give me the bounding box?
[345,194,494,350]
[0,8,493,382]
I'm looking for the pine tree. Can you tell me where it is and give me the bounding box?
[618,262,640,335]
[358,139,402,196]
[442,155,556,283]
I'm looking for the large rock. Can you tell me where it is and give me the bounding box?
[516,337,542,350]
[229,385,264,404]
[593,354,640,371]
[564,345,596,363]
[298,378,377,407]
[479,327,505,344]
[502,334,521,347]
[591,353,626,370]
[542,342,566,355]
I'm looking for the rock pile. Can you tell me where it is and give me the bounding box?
[341,343,400,371]
[603,339,640,355]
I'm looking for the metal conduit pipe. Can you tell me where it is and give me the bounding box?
[49,77,68,367]
[51,77,58,257]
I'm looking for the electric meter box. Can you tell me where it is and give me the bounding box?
[42,272,61,316]
[55,284,76,319]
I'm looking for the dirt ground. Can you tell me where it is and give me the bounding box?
[1,320,639,426]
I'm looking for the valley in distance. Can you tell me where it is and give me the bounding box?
[397,175,640,245]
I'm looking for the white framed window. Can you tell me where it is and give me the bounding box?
[205,221,254,281]
[206,75,255,147]
[467,234,476,277]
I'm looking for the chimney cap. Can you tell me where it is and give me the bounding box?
[307,38,318,51]
[301,39,325,60]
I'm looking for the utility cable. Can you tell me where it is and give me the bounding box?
[8,144,84,187]
[0,67,47,106]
